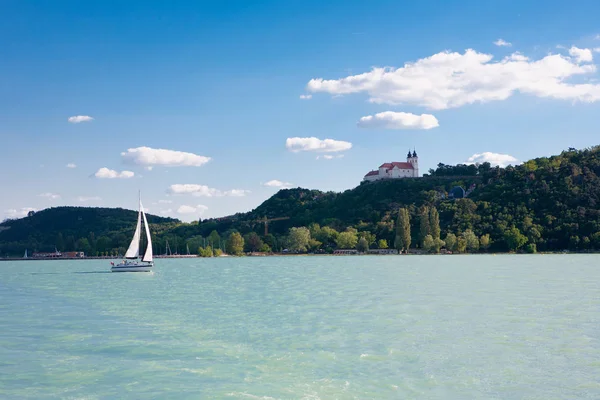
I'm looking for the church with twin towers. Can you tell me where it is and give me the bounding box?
[363,150,420,182]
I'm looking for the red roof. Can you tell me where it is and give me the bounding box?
[378,162,413,170]
[364,170,379,177]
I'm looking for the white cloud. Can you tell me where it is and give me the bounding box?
[39,192,61,200]
[595,34,600,40]
[5,207,36,219]
[94,167,134,179]
[569,46,593,63]
[177,205,208,215]
[357,111,439,130]
[593,48,600,53]
[286,137,352,153]
[121,147,211,168]
[306,48,600,110]
[160,208,173,215]
[299,94,312,100]
[224,189,251,197]
[465,152,519,167]
[158,200,173,204]
[493,39,512,47]
[68,115,94,123]
[263,180,292,188]
[77,196,101,202]
[167,184,249,197]
[317,154,344,160]
[66,163,77,168]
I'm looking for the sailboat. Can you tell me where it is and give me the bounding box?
[24,249,28,258]
[111,193,154,272]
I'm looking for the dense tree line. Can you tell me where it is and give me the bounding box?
[2,146,600,256]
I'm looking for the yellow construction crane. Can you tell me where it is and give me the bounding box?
[254,216,290,236]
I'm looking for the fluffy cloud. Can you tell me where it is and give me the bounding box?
[465,152,519,167]
[357,111,439,130]
[5,207,36,219]
[569,46,593,63]
[66,163,77,168]
[286,137,352,153]
[299,94,312,100]
[493,39,512,47]
[68,115,94,123]
[39,192,61,200]
[77,196,102,202]
[177,205,208,215]
[263,180,292,188]
[317,154,344,160]
[167,184,249,197]
[225,189,251,197]
[121,147,211,167]
[306,48,600,110]
[158,200,173,204]
[94,167,135,179]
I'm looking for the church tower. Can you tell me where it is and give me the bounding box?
[408,149,419,177]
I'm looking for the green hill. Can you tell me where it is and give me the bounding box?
[0,207,178,256]
[2,145,600,256]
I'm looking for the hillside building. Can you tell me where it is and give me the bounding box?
[363,150,419,182]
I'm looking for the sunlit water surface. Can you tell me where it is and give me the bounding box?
[1,255,599,399]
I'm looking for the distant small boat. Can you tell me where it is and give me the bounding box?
[24,249,28,258]
[111,193,153,272]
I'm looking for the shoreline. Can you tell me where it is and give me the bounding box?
[0,251,595,261]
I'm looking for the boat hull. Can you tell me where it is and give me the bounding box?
[111,262,153,272]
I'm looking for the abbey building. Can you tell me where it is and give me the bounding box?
[363,150,419,182]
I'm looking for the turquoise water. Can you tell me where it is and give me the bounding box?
[1,255,599,399]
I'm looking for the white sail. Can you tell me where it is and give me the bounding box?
[124,210,142,259]
[24,249,28,258]
[141,204,153,262]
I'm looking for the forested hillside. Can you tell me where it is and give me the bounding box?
[2,146,600,256]
[0,207,178,256]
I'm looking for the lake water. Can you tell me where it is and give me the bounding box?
[0,255,599,399]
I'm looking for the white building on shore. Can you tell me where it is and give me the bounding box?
[363,150,419,182]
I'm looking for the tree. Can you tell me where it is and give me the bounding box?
[287,227,311,252]
[419,206,430,245]
[429,207,441,240]
[504,227,528,252]
[479,234,491,250]
[457,237,467,253]
[308,239,322,252]
[462,229,480,252]
[314,226,339,248]
[395,208,411,252]
[336,230,358,249]
[226,232,244,255]
[208,230,221,249]
[96,236,111,253]
[75,238,91,254]
[263,234,277,251]
[422,235,435,253]
[356,237,369,252]
[198,246,214,257]
[444,233,457,252]
[423,234,444,253]
[377,239,389,249]
[56,233,65,252]
[244,232,264,252]
[358,231,376,246]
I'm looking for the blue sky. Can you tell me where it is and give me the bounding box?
[2,0,600,221]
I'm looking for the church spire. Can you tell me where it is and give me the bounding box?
[412,148,417,157]
[407,149,412,158]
